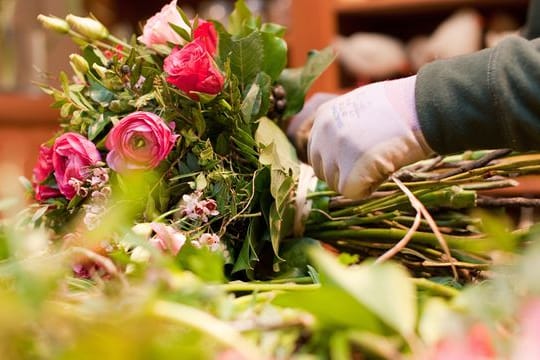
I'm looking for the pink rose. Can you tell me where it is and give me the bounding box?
[193,20,218,56]
[105,111,178,172]
[32,145,61,201]
[52,133,102,200]
[137,0,190,47]
[164,41,224,100]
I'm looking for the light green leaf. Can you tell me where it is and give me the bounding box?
[273,285,382,331]
[418,297,454,346]
[255,117,299,177]
[228,0,255,36]
[310,248,417,337]
[241,83,260,123]
[280,47,335,117]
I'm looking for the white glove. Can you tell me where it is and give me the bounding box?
[308,76,433,200]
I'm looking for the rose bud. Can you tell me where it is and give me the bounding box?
[37,14,69,34]
[137,0,190,47]
[66,14,109,40]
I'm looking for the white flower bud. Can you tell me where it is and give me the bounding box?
[66,14,109,40]
[132,223,153,238]
[37,15,69,34]
[69,54,89,74]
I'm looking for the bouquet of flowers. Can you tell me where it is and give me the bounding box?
[30,0,540,282]
[31,0,334,279]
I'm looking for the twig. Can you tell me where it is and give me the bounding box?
[391,176,459,279]
[376,211,422,264]
[477,196,540,208]
[433,149,512,180]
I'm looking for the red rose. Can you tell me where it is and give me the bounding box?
[193,20,218,56]
[32,145,61,201]
[105,111,178,172]
[163,41,224,100]
[52,133,102,199]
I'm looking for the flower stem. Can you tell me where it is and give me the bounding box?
[220,281,320,292]
[411,278,460,298]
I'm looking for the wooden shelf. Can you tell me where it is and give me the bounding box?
[288,0,529,94]
[336,0,528,14]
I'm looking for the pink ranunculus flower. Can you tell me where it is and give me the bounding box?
[164,41,224,100]
[32,144,61,201]
[137,0,190,47]
[52,133,102,200]
[193,20,218,56]
[105,111,178,172]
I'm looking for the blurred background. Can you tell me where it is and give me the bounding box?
[0,0,530,187]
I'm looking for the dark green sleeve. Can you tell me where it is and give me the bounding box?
[522,0,540,40]
[415,36,540,154]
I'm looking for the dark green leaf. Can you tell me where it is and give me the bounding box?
[88,75,115,105]
[229,32,264,90]
[87,114,111,141]
[261,32,287,81]
[232,218,261,273]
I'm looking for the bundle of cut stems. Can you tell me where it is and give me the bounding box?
[300,150,540,281]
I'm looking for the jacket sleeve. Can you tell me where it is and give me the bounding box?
[415,36,540,154]
[522,0,540,40]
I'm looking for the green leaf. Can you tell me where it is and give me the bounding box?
[229,32,264,89]
[228,0,254,36]
[240,82,260,123]
[310,248,417,337]
[88,74,115,105]
[232,217,261,273]
[255,117,299,177]
[87,113,111,141]
[169,22,191,43]
[261,32,287,81]
[261,22,286,37]
[273,286,382,331]
[279,47,335,118]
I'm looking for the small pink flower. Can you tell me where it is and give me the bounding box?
[105,111,178,172]
[149,222,186,256]
[164,41,224,100]
[138,0,189,47]
[32,145,61,201]
[191,233,220,252]
[193,20,218,56]
[179,191,219,222]
[52,133,102,200]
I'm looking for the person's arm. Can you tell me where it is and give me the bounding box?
[416,36,540,154]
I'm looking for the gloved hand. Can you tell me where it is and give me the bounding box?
[308,75,433,200]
